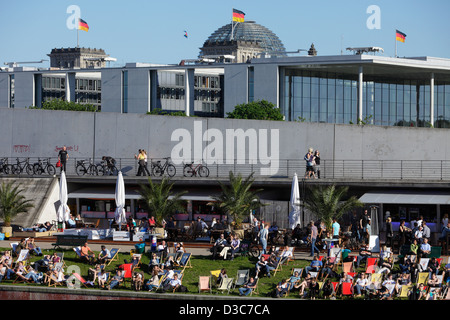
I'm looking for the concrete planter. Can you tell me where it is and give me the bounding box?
[1,226,12,239]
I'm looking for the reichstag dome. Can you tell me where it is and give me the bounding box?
[199,21,286,63]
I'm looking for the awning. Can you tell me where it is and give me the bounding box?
[359,191,450,205]
[68,188,218,201]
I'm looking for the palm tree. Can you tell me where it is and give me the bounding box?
[303,184,363,231]
[210,171,265,228]
[137,176,187,226]
[0,181,34,227]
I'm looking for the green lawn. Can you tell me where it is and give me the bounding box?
[1,247,441,300]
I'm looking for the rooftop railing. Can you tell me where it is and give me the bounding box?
[2,157,450,181]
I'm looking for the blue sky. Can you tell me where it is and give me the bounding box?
[1,0,449,67]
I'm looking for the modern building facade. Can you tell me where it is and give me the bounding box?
[2,54,450,128]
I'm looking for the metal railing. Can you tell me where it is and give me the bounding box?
[2,157,450,181]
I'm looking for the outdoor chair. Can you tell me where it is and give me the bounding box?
[217,277,234,294]
[418,258,430,272]
[198,276,211,293]
[233,269,250,290]
[106,248,120,266]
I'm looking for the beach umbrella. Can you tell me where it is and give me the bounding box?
[288,173,301,229]
[57,171,70,228]
[114,171,127,228]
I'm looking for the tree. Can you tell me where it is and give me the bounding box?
[137,177,187,226]
[226,100,284,121]
[303,185,363,231]
[210,171,265,228]
[0,181,34,227]
[147,108,187,117]
[29,99,98,112]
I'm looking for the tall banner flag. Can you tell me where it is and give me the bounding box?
[232,9,245,22]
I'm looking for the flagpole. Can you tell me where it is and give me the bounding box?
[77,28,79,48]
[395,29,397,58]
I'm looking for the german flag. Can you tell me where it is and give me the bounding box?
[232,9,245,22]
[78,19,89,32]
[396,29,406,43]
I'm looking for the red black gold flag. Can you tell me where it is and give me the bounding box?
[232,9,245,22]
[78,19,89,32]
[396,30,406,43]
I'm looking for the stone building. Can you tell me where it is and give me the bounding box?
[48,47,109,69]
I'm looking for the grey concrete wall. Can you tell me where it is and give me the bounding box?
[253,63,279,106]
[2,108,450,175]
[223,64,248,115]
[100,69,122,113]
[13,72,34,109]
[0,73,9,108]
[127,68,150,114]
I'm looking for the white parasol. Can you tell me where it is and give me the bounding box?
[114,171,127,228]
[57,171,70,226]
[288,173,301,229]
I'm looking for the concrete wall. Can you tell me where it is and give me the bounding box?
[13,72,35,109]
[0,73,9,108]
[223,64,248,115]
[100,69,122,113]
[1,108,450,174]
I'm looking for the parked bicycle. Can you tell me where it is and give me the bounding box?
[0,158,13,175]
[183,161,209,177]
[33,158,56,175]
[76,158,98,176]
[96,159,118,176]
[11,157,34,175]
[151,157,176,177]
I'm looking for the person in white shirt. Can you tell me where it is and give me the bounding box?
[354,273,369,296]
[419,238,431,258]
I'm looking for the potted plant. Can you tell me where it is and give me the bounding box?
[137,176,187,239]
[210,171,265,237]
[0,181,34,238]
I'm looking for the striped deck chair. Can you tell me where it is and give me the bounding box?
[198,276,211,293]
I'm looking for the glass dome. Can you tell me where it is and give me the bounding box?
[202,21,286,55]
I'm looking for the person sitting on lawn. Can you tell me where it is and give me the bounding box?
[162,273,182,292]
[238,276,258,296]
[80,242,95,264]
[107,270,124,290]
[97,245,111,265]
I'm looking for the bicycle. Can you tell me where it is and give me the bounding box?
[96,160,118,176]
[76,158,98,176]
[0,158,13,175]
[151,157,176,177]
[33,158,56,175]
[239,239,260,258]
[11,157,34,175]
[183,161,209,177]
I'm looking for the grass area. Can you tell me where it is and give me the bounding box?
[2,247,444,299]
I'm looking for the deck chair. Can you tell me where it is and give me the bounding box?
[198,276,211,293]
[280,247,295,264]
[417,272,429,285]
[406,254,417,263]
[249,278,259,296]
[364,257,377,274]
[342,261,354,273]
[429,246,441,258]
[341,282,353,296]
[271,257,283,276]
[175,252,192,272]
[15,249,30,266]
[217,277,234,294]
[106,248,120,266]
[444,286,450,300]
[418,258,430,272]
[210,269,222,287]
[399,284,412,298]
[71,272,94,288]
[73,246,82,258]
[370,273,382,285]
[234,269,250,290]
[47,271,66,287]
[119,263,134,287]
[292,268,303,278]
[10,242,19,257]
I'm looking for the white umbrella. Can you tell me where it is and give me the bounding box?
[288,173,301,229]
[114,171,127,228]
[57,171,70,227]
